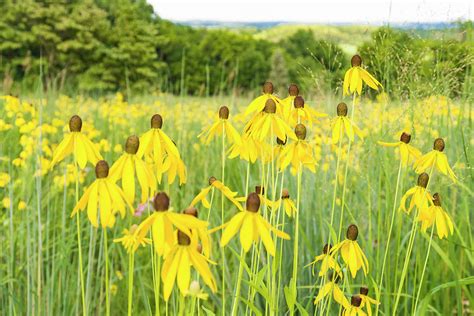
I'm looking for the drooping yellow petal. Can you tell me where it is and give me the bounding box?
[220,212,247,247]
[163,247,182,301]
[177,248,191,294]
[86,182,99,227]
[240,215,254,252]
[122,156,136,203]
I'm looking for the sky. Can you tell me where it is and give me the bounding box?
[149,0,473,24]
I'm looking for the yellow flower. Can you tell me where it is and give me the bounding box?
[198,106,241,145]
[110,135,156,204]
[314,272,348,307]
[417,193,454,239]
[162,230,217,301]
[228,134,267,163]
[272,188,297,218]
[359,287,380,316]
[219,193,290,256]
[18,201,27,211]
[285,95,327,128]
[0,172,10,187]
[281,84,300,120]
[183,207,213,258]
[343,55,382,96]
[189,176,243,211]
[134,192,208,256]
[279,124,317,173]
[331,225,369,278]
[378,132,421,167]
[244,81,283,116]
[332,103,363,144]
[113,224,152,253]
[342,295,366,316]
[2,197,11,209]
[137,114,186,184]
[414,138,456,182]
[71,161,133,228]
[307,244,342,277]
[49,115,102,169]
[399,173,432,214]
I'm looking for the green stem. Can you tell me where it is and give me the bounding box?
[221,123,226,315]
[155,255,162,315]
[231,248,245,316]
[128,252,134,316]
[290,164,302,316]
[413,227,434,314]
[104,228,110,316]
[74,162,87,316]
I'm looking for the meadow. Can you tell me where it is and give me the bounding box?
[0,56,472,316]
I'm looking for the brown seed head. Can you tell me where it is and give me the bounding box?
[417,173,429,188]
[95,160,109,179]
[277,137,287,145]
[151,114,163,129]
[264,99,276,113]
[288,84,299,96]
[295,124,307,140]
[263,81,274,94]
[246,192,261,212]
[337,102,348,116]
[208,176,217,185]
[351,55,362,67]
[69,115,82,132]
[432,193,441,206]
[282,188,290,199]
[323,243,332,254]
[294,96,305,108]
[219,106,229,119]
[360,286,369,296]
[433,138,445,152]
[255,185,265,195]
[177,230,191,246]
[125,135,140,154]
[184,206,198,218]
[400,132,411,144]
[351,295,362,307]
[153,192,170,212]
[346,224,359,241]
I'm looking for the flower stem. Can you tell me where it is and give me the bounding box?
[74,162,87,316]
[231,247,245,316]
[413,227,434,314]
[221,123,226,314]
[128,252,134,316]
[103,228,110,316]
[290,164,302,315]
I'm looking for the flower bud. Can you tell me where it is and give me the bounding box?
[263,81,274,94]
[294,96,305,108]
[69,115,82,132]
[219,106,229,119]
[125,135,139,154]
[400,132,411,144]
[264,99,276,113]
[151,114,163,129]
[351,55,362,67]
[337,102,348,116]
[433,138,445,152]
[346,224,359,241]
[288,84,299,96]
[95,160,109,178]
[246,192,261,212]
[417,173,429,188]
[177,230,191,246]
[153,192,170,212]
[295,124,307,140]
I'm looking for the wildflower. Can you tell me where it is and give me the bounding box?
[246,98,296,142]
[359,286,379,316]
[113,224,151,253]
[307,244,342,277]
[198,106,241,145]
[189,176,243,211]
[279,124,317,172]
[110,135,156,204]
[281,83,300,120]
[134,192,208,256]
[228,133,269,163]
[343,54,382,96]
[331,224,369,278]
[342,295,365,316]
[162,230,217,301]
[417,193,454,239]
[287,96,327,127]
[137,114,186,184]
[399,173,432,214]
[377,132,421,167]
[244,81,282,116]
[2,197,10,208]
[331,103,363,144]
[0,172,10,187]
[184,280,209,300]
[314,272,348,307]
[49,115,103,169]
[271,188,297,217]
[183,207,212,257]
[219,192,290,256]
[414,138,456,182]
[71,160,133,228]
[18,201,27,210]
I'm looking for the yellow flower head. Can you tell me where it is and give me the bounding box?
[414,138,456,182]
[72,160,133,228]
[198,106,241,145]
[0,172,11,187]
[342,295,366,316]
[285,95,327,128]
[314,271,348,307]
[307,244,342,277]
[219,192,290,256]
[331,224,369,278]
[279,124,317,173]
[359,286,380,316]
[49,115,102,169]
[134,192,208,256]
[228,133,269,163]
[244,81,282,116]
[189,176,243,211]
[137,114,186,185]
[343,54,382,96]
[378,132,422,167]
[183,206,212,258]
[162,230,217,301]
[399,173,432,214]
[281,83,300,120]
[272,188,298,218]
[113,224,152,253]
[332,103,363,144]
[417,193,454,239]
